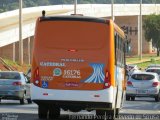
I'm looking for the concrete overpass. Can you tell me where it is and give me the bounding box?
[0,4,160,63]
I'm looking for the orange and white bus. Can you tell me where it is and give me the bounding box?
[31,11,126,120]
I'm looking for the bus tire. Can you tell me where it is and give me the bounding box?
[116,108,120,118]
[38,105,48,119]
[131,96,135,101]
[49,106,60,119]
[96,110,105,120]
[106,110,115,120]
[126,95,130,101]
[27,99,32,104]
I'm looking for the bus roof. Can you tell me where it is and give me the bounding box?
[113,21,125,39]
[37,15,125,39]
[39,15,109,24]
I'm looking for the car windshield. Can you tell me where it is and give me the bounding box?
[0,72,21,80]
[131,74,155,80]
[146,69,160,75]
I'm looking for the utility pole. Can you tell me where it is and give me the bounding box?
[74,0,77,14]
[19,0,23,65]
[155,0,157,15]
[28,37,31,64]
[111,0,114,21]
[139,0,142,60]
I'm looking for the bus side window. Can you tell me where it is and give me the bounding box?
[116,33,119,65]
[115,33,118,65]
[118,35,121,66]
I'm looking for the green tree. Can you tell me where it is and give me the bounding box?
[143,14,160,56]
[8,2,19,10]
[37,0,50,6]
[23,0,37,8]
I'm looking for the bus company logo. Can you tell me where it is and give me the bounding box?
[53,68,62,76]
[40,61,65,67]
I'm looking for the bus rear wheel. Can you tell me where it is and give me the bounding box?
[49,106,60,119]
[20,98,25,105]
[116,108,120,117]
[126,95,130,101]
[131,96,135,101]
[38,105,48,119]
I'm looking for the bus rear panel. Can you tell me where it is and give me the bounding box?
[31,16,124,116]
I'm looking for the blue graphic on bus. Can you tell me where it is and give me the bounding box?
[42,81,48,88]
[82,63,105,83]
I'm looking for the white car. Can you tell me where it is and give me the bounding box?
[145,67,160,77]
[0,71,32,104]
[126,72,160,102]
[146,64,160,69]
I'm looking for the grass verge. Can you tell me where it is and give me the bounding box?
[3,59,30,73]
[127,54,160,70]
[137,59,160,70]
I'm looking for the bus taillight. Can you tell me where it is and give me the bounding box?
[34,67,40,86]
[104,71,111,89]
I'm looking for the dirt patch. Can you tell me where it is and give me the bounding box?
[12,64,29,73]
[0,63,10,71]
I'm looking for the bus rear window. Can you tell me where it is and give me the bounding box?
[36,21,108,49]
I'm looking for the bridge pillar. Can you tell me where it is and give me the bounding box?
[13,43,15,62]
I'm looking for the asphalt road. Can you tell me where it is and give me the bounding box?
[0,97,159,120]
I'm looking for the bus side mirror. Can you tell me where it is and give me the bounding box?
[125,40,131,54]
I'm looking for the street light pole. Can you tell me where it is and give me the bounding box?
[155,0,157,15]
[139,0,142,60]
[19,0,23,65]
[111,0,114,21]
[74,0,77,14]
